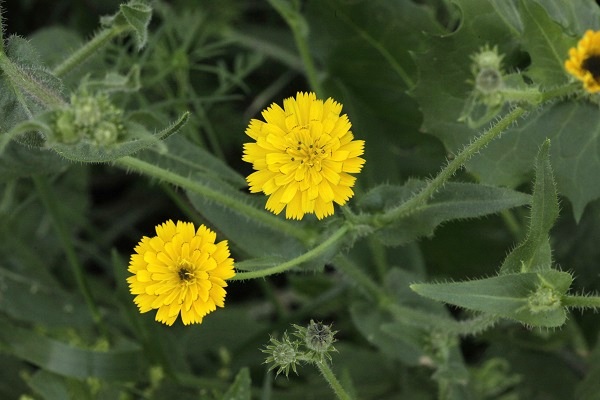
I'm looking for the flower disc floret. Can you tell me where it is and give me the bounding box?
[127,220,235,326]
[565,30,600,93]
[242,92,365,220]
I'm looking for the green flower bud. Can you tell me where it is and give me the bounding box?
[528,285,562,313]
[305,320,336,353]
[262,332,300,377]
[471,46,505,95]
[94,121,119,146]
[54,110,81,144]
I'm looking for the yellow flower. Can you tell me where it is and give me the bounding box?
[242,92,365,220]
[127,220,235,326]
[565,30,600,93]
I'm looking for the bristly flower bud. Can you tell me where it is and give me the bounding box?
[528,284,562,314]
[293,320,338,362]
[52,90,125,146]
[471,45,505,95]
[262,332,300,378]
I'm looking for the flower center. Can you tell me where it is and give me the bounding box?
[177,261,196,284]
[286,134,329,169]
[583,55,600,79]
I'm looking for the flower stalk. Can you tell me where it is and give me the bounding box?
[115,156,311,243]
[314,360,353,400]
[376,106,527,226]
[53,26,126,78]
[267,0,324,97]
[231,224,350,280]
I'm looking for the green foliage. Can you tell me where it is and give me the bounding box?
[2,0,600,399]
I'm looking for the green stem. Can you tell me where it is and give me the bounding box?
[386,303,499,336]
[33,176,106,335]
[268,0,324,97]
[540,82,580,102]
[376,106,527,226]
[115,156,310,243]
[563,295,600,309]
[0,3,5,54]
[314,360,353,400]
[0,52,67,109]
[231,224,349,280]
[53,27,125,78]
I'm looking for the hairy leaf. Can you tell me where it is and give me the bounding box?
[360,180,531,246]
[500,140,558,274]
[411,270,572,327]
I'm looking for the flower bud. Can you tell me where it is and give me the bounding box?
[262,332,300,377]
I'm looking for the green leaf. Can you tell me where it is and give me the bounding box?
[0,320,144,380]
[412,0,521,152]
[0,141,67,182]
[0,267,92,328]
[575,333,600,400]
[49,112,189,162]
[222,368,251,400]
[307,0,447,184]
[519,0,575,86]
[470,101,600,221]
[360,181,531,246]
[102,1,153,50]
[500,140,558,274]
[531,0,600,35]
[411,270,572,328]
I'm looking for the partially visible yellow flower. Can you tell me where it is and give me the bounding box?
[242,92,365,220]
[127,220,235,326]
[565,30,600,93]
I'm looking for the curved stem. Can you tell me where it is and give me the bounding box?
[268,0,324,97]
[115,156,310,243]
[376,106,527,226]
[314,360,353,400]
[53,27,124,78]
[33,176,107,336]
[231,224,350,280]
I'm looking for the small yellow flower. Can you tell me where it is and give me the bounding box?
[565,30,600,93]
[243,92,365,220]
[127,220,235,326]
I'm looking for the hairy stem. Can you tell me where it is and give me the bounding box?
[314,360,353,400]
[53,27,125,78]
[268,0,324,97]
[563,295,600,309]
[115,156,310,243]
[376,106,527,226]
[231,224,349,280]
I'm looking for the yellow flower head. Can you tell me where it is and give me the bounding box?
[243,92,365,220]
[565,30,600,93]
[127,220,235,326]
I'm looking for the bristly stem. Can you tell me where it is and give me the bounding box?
[115,156,311,243]
[231,224,350,280]
[0,2,5,54]
[53,26,125,78]
[376,106,527,226]
[33,176,107,337]
[314,360,353,400]
[268,0,324,97]
[562,295,600,309]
